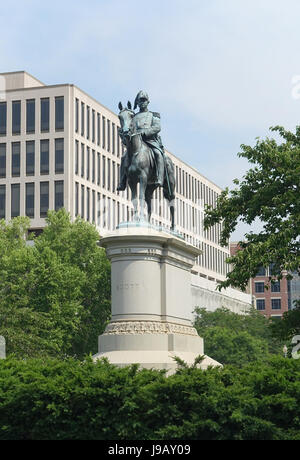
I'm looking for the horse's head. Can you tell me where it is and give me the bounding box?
[118,101,135,137]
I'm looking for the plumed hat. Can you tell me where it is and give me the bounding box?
[134,90,150,110]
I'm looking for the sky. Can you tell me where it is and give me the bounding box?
[1,0,300,240]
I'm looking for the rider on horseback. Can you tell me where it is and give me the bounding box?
[117,91,165,191]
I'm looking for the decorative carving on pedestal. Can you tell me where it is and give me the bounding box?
[103,321,198,337]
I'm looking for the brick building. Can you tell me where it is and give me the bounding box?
[230,242,297,318]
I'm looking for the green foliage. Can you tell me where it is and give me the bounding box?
[0,356,300,440]
[270,305,300,342]
[204,126,300,290]
[0,210,111,359]
[194,307,283,366]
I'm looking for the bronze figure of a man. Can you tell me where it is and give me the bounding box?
[117,90,165,191]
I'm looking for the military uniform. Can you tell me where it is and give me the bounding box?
[117,91,165,191]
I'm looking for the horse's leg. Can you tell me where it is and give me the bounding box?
[129,180,138,221]
[145,185,155,224]
[139,172,147,222]
[169,198,175,230]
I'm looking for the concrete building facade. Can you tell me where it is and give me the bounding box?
[0,71,251,314]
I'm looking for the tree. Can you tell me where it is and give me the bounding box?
[194,307,283,366]
[270,303,300,344]
[204,126,300,291]
[0,210,111,358]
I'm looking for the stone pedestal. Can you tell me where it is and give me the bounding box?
[93,225,221,373]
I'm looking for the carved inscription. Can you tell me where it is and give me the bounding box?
[116,282,140,291]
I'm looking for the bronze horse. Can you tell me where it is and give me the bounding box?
[118,102,175,230]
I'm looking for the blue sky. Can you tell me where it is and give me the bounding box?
[2,0,300,239]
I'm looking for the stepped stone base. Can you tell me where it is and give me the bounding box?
[93,226,222,374]
[93,321,220,373]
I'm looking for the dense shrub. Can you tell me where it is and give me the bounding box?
[0,356,299,440]
[194,307,283,366]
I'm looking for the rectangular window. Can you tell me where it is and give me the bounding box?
[256,266,266,276]
[41,98,50,132]
[86,147,90,180]
[81,143,85,178]
[87,187,90,221]
[271,281,281,293]
[12,101,21,134]
[102,156,106,188]
[97,113,101,146]
[102,116,106,149]
[40,181,49,218]
[40,140,49,175]
[107,119,111,152]
[0,102,7,136]
[81,185,84,218]
[256,299,265,311]
[55,138,64,174]
[0,185,5,219]
[75,98,79,133]
[55,180,64,211]
[117,128,120,157]
[86,106,90,140]
[107,158,111,191]
[12,142,20,177]
[92,150,95,183]
[112,161,116,192]
[26,141,35,176]
[92,190,95,223]
[75,182,79,216]
[112,123,115,154]
[92,110,95,143]
[55,96,64,131]
[97,152,100,186]
[11,183,20,217]
[107,197,111,229]
[26,99,35,134]
[0,144,6,178]
[255,282,265,293]
[81,102,85,136]
[75,140,79,175]
[25,183,34,218]
[271,299,281,310]
[97,192,100,226]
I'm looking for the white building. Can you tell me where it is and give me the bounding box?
[0,71,251,314]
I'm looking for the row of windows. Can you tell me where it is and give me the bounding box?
[196,242,229,276]
[175,164,219,206]
[0,140,64,177]
[75,182,132,229]
[0,97,64,136]
[75,141,120,192]
[173,197,219,242]
[256,298,283,311]
[75,98,124,157]
[0,181,64,219]
[255,281,281,293]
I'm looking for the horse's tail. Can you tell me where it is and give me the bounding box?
[163,156,175,202]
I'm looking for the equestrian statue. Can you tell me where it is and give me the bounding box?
[117,90,176,230]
